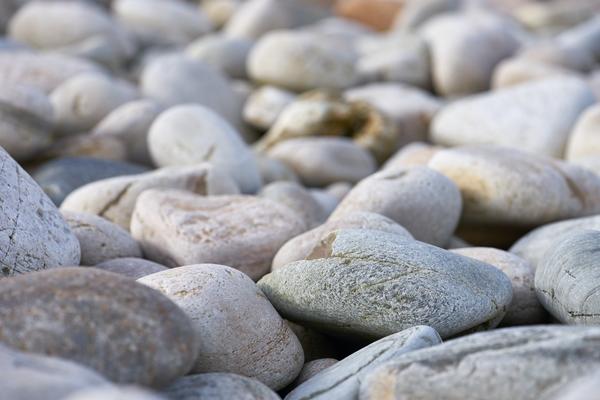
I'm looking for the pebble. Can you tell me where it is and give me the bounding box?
[186,34,253,79]
[41,134,129,163]
[243,85,296,131]
[64,386,166,400]
[131,190,307,280]
[492,57,580,89]
[148,104,261,193]
[510,215,600,269]
[286,326,441,400]
[0,267,198,387]
[0,343,109,400]
[0,83,55,161]
[535,230,600,325]
[92,99,164,166]
[223,0,301,40]
[359,326,600,400]
[114,0,213,47]
[162,373,281,400]
[430,77,595,157]
[565,103,600,162]
[291,358,338,387]
[383,141,442,170]
[259,181,327,228]
[549,371,600,400]
[247,31,358,91]
[94,257,168,279]
[62,211,142,266]
[286,320,340,362]
[267,137,376,187]
[259,229,512,340]
[451,247,547,326]
[330,166,462,247]
[0,147,80,277]
[60,163,239,230]
[138,264,304,389]
[272,211,413,270]
[256,155,299,184]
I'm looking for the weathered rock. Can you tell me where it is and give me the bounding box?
[0,148,80,277]
[0,267,198,387]
[243,85,296,131]
[62,211,142,266]
[259,181,326,228]
[138,264,304,389]
[429,146,600,227]
[535,230,600,325]
[0,83,55,161]
[114,0,213,47]
[94,257,168,279]
[131,190,307,280]
[420,10,521,96]
[0,343,109,400]
[287,326,441,400]
[291,359,338,387]
[186,35,253,79]
[267,137,376,187]
[162,373,281,400]
[60,163,239,230]
[359,326,600,400]
[330,166,461,247]
[430,77,595,157]
[32,157,148,206]
[148,104,261,193]
[51,73,138,135]
[510,215,600,269]
[452,247,547,326]
[259,229,512,340]
[92,99,164,166]
[566,104,600,162]
[248,31,358,91]
[272,211,412,270]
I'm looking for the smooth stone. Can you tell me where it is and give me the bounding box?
[359,326,600,400]
[64,386,166,400]
[259,181,326,228]
[92,99,164,166]
[309,189,342,220]
[429,146,600,227]
[186,34,253,79]
[291,359,339,387]
[60,163,239,230]
[518,40,595,73]
[140,54,240,126]
[8,1,134,67]
[420,10,521,96]
[0,267,198,387]
[32,157,148,206]
[162,373,281,400]
[51,73,138,135]
[430,77,595,158]
[345,83,442,149]
[286,321,340,362]
[248,31,358,91]
[258,229,513,340]
[334,0,402,31]
[62,211,142,266]
[256,155,300,184]
[566,103,600,161]
[94,257,168,279]
[202,0,241,29]
[243,85,296,130]
[0,52,100,93]
[114,0,213,47]
[492,57,580,89]
[536,230,600,325]
[383,142,442,170]
[286,326,441,400]
[148,104,261,193]
[138,264,304,389]
[0,83,54,161]
[40,134,129,162]
[272,211,413,270]
[549,372,600,400]
[510,215,600,269]
[0,343,109,400]
[446,236,471,249]
[452,247,547,326]
[131,190,307,280]
[330,166,462,247]
[267,137,376,187]
[0,147,80,277]
[393,0,460,32]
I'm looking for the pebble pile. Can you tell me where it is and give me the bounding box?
[1,0,600,399]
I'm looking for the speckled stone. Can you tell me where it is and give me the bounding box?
[359,326,600,400]
[131,190,307,280]
[0,267,198,387]
[138,264,304,390]
[286,326,441,400]
[62,211,142,265]
[162,373,281,400]
[94,258,168,279]
[0,147,80,277]
[259,229,512,340]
